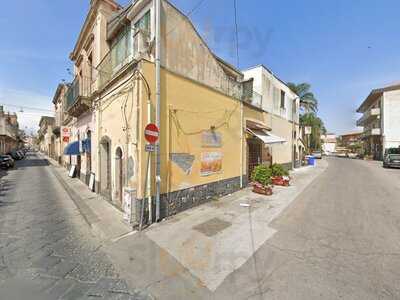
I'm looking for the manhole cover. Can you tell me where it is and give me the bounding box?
[193,217,232,237]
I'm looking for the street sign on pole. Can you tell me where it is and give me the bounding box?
[145,144,155,152]
[144,123,159,144]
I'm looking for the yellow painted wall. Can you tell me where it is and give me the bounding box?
[96,73,140,202]
[139,61,242,197]
[243,105,295,168]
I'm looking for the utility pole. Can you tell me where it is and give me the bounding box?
[155,0,161,222]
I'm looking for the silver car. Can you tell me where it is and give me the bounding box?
[312,151,322,159]
[383,148,400,168]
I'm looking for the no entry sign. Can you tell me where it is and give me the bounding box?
[144,123,159,144]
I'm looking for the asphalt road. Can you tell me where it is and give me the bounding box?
[214,157,400,299]
[2,153,400,299]
[0,153,150,300]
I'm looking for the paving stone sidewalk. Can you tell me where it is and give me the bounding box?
[0,153,153,300]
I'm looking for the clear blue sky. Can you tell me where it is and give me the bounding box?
[1,0,400,134]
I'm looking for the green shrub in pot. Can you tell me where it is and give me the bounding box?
[251,165,272,186]
[270,164,289,177]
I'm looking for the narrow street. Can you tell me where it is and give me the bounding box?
[2,153,400,299]
[0,152,150,300]
[214,157,400,299]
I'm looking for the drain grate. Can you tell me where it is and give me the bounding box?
[193,217,232,237]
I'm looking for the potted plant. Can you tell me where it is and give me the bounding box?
[251,165,273,195]
[270,164,290,186]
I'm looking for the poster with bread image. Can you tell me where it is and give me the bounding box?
[200,152,222,176]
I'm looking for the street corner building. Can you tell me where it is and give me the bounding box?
[0,106,23,154]
[46,0,302,225]
[357,82,400,160]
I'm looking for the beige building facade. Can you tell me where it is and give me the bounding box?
[38,116,55,157]
[0,106,19,154]
[49,0,304,224]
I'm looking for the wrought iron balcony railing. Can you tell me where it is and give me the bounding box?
[96,29,150,91]
[65,76,93,117]
[242,90,263,109]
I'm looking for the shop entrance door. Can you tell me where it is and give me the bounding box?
[248,139,262,180]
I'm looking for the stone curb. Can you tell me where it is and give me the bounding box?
[38,153,115,242]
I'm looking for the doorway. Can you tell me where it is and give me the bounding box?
[115,147,123,207]
[77,155,81,179]
[86,131,92,176]
[99,136,111,199]
[247,138,262,180]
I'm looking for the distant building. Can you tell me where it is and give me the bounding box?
[242,65,303,169]
[356,83,400,160]
[52,83,68,165]
[338,132,363,148]
[38,116,55,157]
[0,106,20,154]
[321,134,337,154]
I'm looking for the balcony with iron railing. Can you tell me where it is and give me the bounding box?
[356,107,380,126]
[65,76,93,118]
[96,29,150,91]
[242,90,263,109]
[362,126,381,138]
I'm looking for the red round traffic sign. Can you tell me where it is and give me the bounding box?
[144,123,159,144]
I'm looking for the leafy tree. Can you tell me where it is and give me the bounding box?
[300,113,326,151]
[287,82,318,113]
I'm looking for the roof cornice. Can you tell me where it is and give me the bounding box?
[70,0,121,61]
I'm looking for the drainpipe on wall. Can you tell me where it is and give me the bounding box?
[240,100,244,188]
[292,97,299,169]
[155,0,161,222]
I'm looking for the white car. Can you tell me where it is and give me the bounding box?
[347,153,358,159]
[312,151,322,159]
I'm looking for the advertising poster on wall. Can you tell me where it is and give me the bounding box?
[200,152,222,176]
[201,130,222,148]
[61,127,71,143]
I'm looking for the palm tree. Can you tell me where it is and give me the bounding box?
[287,82,318,113]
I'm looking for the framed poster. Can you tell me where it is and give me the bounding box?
[200,152,222,176]
[68,165,76,178]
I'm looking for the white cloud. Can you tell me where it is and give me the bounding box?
[0,88,54,133]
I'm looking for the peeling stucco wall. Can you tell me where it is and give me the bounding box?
[161,1,242,99]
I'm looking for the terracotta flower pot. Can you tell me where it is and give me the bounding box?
[252,183,273,195]
[271,176,290,187]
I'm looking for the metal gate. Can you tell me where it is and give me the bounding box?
[248,139,262,180]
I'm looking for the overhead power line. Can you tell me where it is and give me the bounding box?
[233,0,240,68]
[166,0,209,37]
[0,103,53,113]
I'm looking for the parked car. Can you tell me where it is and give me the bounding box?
[347,152,358,159]
[17,150,25,159]
[311,151,322,159]
[383,147,400,168]
[8,150,24,160]
[0,155,15,169]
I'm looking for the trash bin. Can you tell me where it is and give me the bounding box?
[307,156,316,166]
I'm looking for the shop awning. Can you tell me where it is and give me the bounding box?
[64,141,80,155]
[247,129,286,144]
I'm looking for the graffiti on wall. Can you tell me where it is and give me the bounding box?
[200,152,222,176]
[170,153,195,175]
